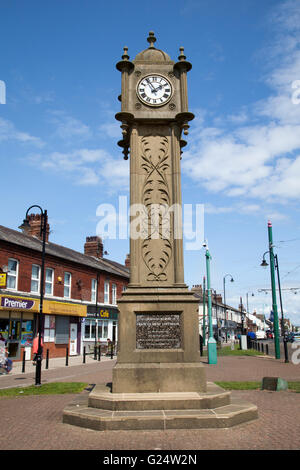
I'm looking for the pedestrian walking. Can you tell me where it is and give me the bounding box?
[32,334,43,365]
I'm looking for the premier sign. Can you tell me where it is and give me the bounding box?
[1,296,35,310]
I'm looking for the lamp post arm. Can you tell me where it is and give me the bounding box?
[25,204,44,218]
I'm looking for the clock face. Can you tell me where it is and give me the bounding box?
[137,74,173,106]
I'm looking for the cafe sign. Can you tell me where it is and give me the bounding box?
[87,307,118,320]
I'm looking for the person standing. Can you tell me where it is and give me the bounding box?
[32,333,43,365]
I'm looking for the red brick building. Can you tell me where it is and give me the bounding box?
[0,215,129,361]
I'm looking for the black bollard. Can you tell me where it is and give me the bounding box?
[266,344,269,355]
[199,335,203,357]
[46,349,49,369]
[262,343,264,354]
[283,337,289,363]
[22,350,26,373]
[94,344,97,360]
[98,345,101,361]
[83,346,86,364]
[66,347,69,366]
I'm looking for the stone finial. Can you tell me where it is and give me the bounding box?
[178,46,186,61]
[147,31,157,48]
[122,46,129,60]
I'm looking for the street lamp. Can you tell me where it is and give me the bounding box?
[239,298,246,335]
[223,274,234,343]
[246,292,254,313]
[202,276,206,347]
[259,221,281,360]
[204,241,217,364]
[260,253,289,362]
[19,205,47,385]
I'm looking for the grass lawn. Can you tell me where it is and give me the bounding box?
[202,344,264,357]
[215,381,300,392]
[0,382,88,398]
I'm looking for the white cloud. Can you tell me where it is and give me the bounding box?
[48,110,92,141]
[182,0,300,204]
[99,122,121,139]
[0,117,44,147]
[29,147,129,190]
[203,202,286,221]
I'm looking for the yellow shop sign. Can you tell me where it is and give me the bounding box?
[99,309,109,318]
[43,300,87,317]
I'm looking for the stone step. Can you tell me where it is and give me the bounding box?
[88,382,231,411]
[63,396,258,431]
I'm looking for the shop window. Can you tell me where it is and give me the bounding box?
[44,315,55,342]
[31,265,40,293]
[21,320,34,347]
[45,268,54,296]
[9,319,21,340]
[84,319,96,340]
[112,284,117,305]
[98,320,108,339]
[64,272,71,298]
[91,279,97,303]
[97,321,102,339]
[0,318,9,341]
[104,281,109,304]
[7,258,18,290]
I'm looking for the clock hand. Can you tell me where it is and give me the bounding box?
[153,83,168,92]
[146,78,156,92]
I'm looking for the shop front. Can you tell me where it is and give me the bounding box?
[0,294,38,360]
[82,306,119,354]
[43,300,87,357]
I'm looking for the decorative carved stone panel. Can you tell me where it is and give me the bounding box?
[138,132,174,282]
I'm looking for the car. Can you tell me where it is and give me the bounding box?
[287,332,295,342]
[291,333,300,343]
[286,332,300,343]
[256,330,267,340]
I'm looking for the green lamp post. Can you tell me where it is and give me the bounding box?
[260,221,281,359]
[204,241,217,364]
[202,276,206,347]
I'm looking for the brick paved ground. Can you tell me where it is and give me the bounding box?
[0,355,299,450]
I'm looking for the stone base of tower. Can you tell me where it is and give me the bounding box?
[62,383,258,431]
[112,362,207,393]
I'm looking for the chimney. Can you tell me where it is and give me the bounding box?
[125,254,130,268]
[84,236,103,259]
[191,284,203,296]
[22,213,50,242]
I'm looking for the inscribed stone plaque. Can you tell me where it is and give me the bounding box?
[136,313,181,349]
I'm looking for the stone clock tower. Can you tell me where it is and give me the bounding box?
[113,32,206,393]
[63,33,258,430]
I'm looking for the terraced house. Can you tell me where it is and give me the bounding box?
[0,214,129,362]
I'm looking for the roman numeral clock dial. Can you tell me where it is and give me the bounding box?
[137,74,173,106]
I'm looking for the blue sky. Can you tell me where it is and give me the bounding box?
[1,0,300,325]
